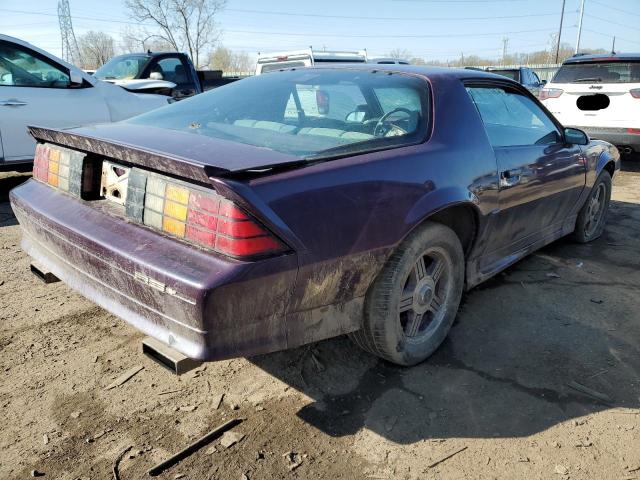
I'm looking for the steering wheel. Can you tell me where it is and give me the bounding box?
[374,107,413,137]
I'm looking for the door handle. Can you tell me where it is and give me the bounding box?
[500,168,523,188]
[0,99,27,107]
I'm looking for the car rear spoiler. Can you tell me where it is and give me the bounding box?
[28,126,228,184]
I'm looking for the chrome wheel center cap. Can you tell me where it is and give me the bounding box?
[413,278,436,314]
[418,284,433,305]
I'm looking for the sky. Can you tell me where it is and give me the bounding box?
[1,0,639,63]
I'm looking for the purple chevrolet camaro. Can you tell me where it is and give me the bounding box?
[10,65,620,366]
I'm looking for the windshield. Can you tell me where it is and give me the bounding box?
[127,69,429,159]
[489,70,520,82]
[553,61,640,83]
[94,54,149,80]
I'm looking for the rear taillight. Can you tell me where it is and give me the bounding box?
[138,174,286,258]
[33,143,86,195]
[628,128,640,135]
[630,89,640,99]
[539,88,563,101]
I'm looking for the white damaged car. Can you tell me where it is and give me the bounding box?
[0,35,170,170]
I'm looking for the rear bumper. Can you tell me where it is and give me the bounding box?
[576,127,640,151]
[10,179,298,360]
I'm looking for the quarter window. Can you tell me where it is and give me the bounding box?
[466,86,560,147]
[0,42,70,88]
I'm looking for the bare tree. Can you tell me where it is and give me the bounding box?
[77,31,115,69]
[387,48,412,60]
[119,26,173,53]
[125,0,226,68]
[409,57,427,66]
[208,46,252,74]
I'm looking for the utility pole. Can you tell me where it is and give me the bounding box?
[555,0,566,64]
[612,36,616,53]
[575,0,586,54]
[58,0,81,65]
[502,37,509,66]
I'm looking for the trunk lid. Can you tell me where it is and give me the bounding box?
[28,123,302,183]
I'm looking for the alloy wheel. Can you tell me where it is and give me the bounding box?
[584,183,606,237]
[398,247,452,341]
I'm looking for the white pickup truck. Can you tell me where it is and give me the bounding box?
[255,48,369,75]
[0,35,170,170]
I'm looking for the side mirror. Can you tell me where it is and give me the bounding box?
[540,79,547,86]
[564,127,589,145]
[69,70,84,87]
[149,72,164,81]
[346,111,365,123]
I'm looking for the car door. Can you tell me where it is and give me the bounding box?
[143,56,197,99]
[522,69,542,97]
[466,83,586,257]
[0,40,110,163]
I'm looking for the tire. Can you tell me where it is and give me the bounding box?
[572,170,612,243]
[350,222,465,366]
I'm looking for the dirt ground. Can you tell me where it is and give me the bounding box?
[1,160,639,480]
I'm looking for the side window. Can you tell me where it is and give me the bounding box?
[284,83,366,121]
[466,86,560,147]
[149,57,186,83]
[531,71,541,85]
[0,42,70,88]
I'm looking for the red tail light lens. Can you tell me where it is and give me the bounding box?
[628,128,640,135]
[138,175,287,259]
[539,88,563,101]
[630,89,640,99]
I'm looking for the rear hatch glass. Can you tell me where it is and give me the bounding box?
[489,69,520,82]
[552,61,640,84]
[127,69,430,161]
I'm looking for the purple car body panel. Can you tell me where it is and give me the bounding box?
[9,66,621,360]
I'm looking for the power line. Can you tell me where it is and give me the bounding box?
[0,9,558,39]
[391,0,528,3]
[0,7,571,24]
[582,27,640,46]
[584,13,640,31]
[590,0,640,18]
[0,8,143,25]
[220,27,558,39]
[223,8,563,21]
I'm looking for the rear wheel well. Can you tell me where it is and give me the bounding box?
[427,204,478,257]
[603,161,615,179]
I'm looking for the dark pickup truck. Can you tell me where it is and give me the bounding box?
[486,67,546,97]
[93,51,240,99]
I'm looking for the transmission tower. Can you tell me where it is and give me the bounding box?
[58,0,81,65]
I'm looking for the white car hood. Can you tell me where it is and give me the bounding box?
[103,78,177,91]
[94,80,169,122]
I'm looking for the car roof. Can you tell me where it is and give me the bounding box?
[0,34,96,86]
[564,53,640,64]
[111,52,187,58]
[274,63,517,82]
